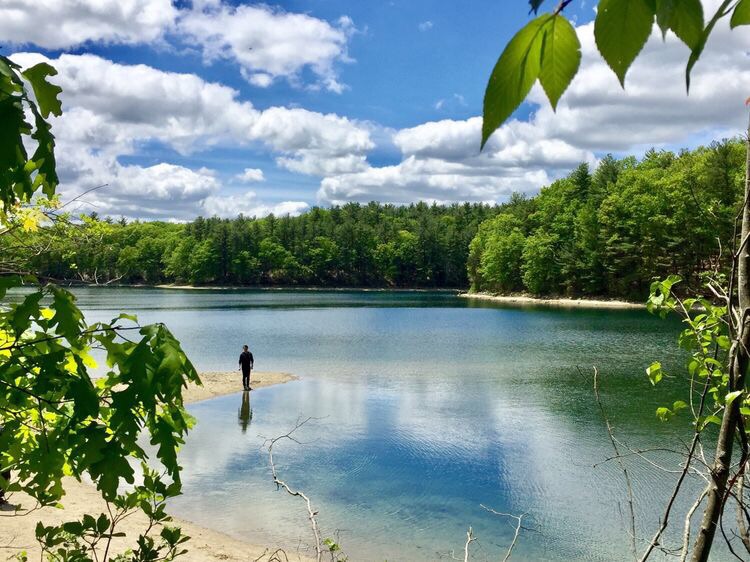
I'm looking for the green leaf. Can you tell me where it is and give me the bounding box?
[646,361,663,385]
[673,400,688,412]
[716,335,731,350]
[112,313,138,324]
[656,406,672,421]
[726,390,743,406]
[656,0,703,49]
[656,0,704,49]
[49,287,84,341]
[539,15,581,110]
[21,63,62,119]
[698,414,722,430]
[686,0,732,91]
[0,275,23,299]
[594,0,655,86]
[10,291,43,336]
[731,0,750,28]
[482,15,548,148]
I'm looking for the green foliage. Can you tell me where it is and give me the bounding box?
[0,54,198,562]
[595,0,655,86]
[24,465,190,562]
[481,13,580,147]
[655,0,704,49]
[731,0,750,27]
[0,280,199,499]
[522,230,560,294]
[539,15,581,110]
[481,1,743,145]
[468,140,745,299]
[8,202,504,289]
[647,275,740,430]
[0,55,61,209]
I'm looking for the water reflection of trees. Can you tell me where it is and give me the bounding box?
[238,390,252,433]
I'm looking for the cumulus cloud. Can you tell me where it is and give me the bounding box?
[1,1,357,93]
[178,4,356,92]
[418,21,433,32]
[317,12,750,205]
[201,192,309,218]
[9,53,372,162]
[10,52,372,219]
[236,168,265,183]
[8,3,750,216]
[0,0,176,49]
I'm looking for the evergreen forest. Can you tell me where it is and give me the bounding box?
[11,139,744,300]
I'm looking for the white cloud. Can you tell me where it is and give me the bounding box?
[201,192,309,218]
[1,1,356,93]
[236,168,265,183]
[9,3,750,215]
[0,0,176,49]
[10,52,372,219]
[317,12,750,206]
[11,52,372,169]
[178,4,355,92]
[418,20,433,32]
[62,159,222,220]
[433,93,466,112]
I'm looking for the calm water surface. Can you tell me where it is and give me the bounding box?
[39,288,703,561]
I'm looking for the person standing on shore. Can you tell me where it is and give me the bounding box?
[239,345,254,391]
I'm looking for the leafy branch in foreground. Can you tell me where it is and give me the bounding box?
[0,54,201,561]
[482,0,749,147]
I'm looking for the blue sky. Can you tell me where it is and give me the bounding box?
[3,0,747,220]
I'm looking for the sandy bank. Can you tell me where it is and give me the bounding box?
[184,370,298,403]
[0,371,312,562]
[460,292,645,309]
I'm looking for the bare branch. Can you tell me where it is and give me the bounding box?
[480,504,527,562]
[463,527,476,562]
[264,417,324,562]
[586,366,638,560]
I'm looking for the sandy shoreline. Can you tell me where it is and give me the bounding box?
[459,292,645,309]
[1,371,313,562]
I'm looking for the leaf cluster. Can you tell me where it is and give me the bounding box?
[0,277,199,505]
[0,55,61,211]
[483,0,750,146]
[646,275,743,430]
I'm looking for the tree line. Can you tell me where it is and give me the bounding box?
[468,139,745,299]
[16,202,502,288]
[8,138,743,298]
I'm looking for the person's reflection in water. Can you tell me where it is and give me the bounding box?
[238,390,253,433]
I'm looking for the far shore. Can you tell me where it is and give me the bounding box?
[460,292,646,309]
[154,284,460,292]
[0,371,313,562]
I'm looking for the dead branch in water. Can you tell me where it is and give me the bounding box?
[262,416,332,562]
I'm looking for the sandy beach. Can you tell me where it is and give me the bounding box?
[0,371,313,562]
[459,292,645,309]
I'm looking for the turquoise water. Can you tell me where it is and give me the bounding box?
[28,288,703,560]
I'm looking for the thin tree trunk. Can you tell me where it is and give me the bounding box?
[690,119,750,562]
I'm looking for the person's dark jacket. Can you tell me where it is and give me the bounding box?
[239,351,254,372]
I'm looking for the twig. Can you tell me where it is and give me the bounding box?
[586,366,638,560]
[264,417,324,562]
[681,485,710,562]
[463,527,476,562]
[480,504,527,562]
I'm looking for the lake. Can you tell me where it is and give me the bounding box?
[43,288,701,561]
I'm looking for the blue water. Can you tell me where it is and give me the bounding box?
[16,288,701,560]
